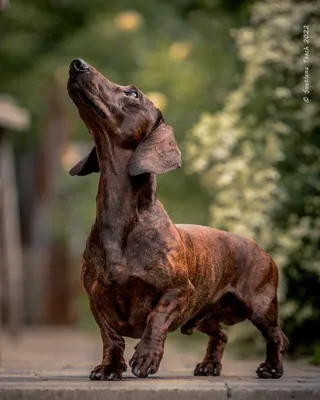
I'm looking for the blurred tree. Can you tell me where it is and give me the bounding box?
[186,0,320,361]
[0,0,256,324]
[0,0,256,232]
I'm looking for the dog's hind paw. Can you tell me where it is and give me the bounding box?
[89,362,127,381]
[194,361,222,376]
[256,362,283,379]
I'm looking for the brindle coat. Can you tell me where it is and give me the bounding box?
[68,58,288,381]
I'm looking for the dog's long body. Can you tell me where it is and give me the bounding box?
[83,221,275,338]
[68,58,288,381]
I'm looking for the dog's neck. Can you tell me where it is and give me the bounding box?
[94,140,158,265]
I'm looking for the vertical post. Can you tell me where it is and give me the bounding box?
[43,76,75,325]
[0,0,9,366]
[26,75,75,325]
[0,0,9,12]
[0,133,24,335]
[0,128,3,364]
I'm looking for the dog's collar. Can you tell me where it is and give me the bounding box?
[151,114,164,133]
[135,114,164,148]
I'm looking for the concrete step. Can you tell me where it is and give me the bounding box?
[1,376,320,400]
[1,328,319,399]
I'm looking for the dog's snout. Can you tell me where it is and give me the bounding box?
[70,58,89,73]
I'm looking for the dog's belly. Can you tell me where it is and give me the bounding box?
[181,290,248,334]
[212,292,249,326]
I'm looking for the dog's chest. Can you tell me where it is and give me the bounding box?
[90,276,160,338]
[83,222,178,337]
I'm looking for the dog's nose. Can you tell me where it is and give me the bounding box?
[70,58,89,73]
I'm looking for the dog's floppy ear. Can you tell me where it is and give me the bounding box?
[128,122,181,176]
[69,147,100,176]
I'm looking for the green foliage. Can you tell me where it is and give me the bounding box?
[0,0,254,244]
[186,0,320,358]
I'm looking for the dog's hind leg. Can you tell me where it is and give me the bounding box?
[194,318,228,376]
[249,289,288,379]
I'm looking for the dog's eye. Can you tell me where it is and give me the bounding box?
[124,90,138,99]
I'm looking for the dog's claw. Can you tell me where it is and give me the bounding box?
[89,362,127,381]
[256,363,283,379]
[147,368,152,375]
[194,361,222,377]
[132,366,141,377]
[90,371,103,380]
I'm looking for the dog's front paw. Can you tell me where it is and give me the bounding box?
[194,361,222,376]
[89,362,127,381]
[129,342,163,378]
[256,362,283,379]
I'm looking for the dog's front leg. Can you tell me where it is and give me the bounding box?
[89,300,127,380]
[129,282,194,378]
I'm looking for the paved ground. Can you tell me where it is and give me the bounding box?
[0,328,319,399]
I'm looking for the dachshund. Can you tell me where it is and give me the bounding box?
[68,58,288,381]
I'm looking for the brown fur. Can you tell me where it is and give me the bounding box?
[67,58,288,380]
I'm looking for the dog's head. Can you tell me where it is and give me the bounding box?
[67,59,181,177]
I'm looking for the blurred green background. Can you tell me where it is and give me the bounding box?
[0,0,319,364]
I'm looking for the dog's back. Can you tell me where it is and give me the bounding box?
[176,223,275,281]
